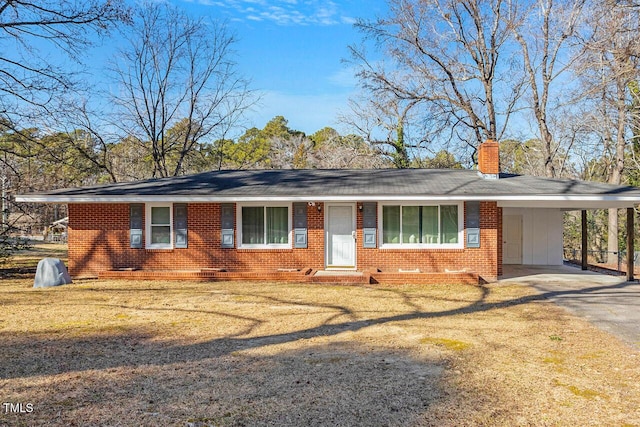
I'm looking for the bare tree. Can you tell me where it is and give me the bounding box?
[351,0,524,162]
[266,134,313,169]
[341,94,420,168]
[0,0,129,258]
[51,100,121,183]
[578,0,640,263]
[0,0,130,123]
[311,132,387,169]
[111,1,254,178]
[630,81,640,177]
[510,0,586,178]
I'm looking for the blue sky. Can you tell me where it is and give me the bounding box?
[178,0,389,135]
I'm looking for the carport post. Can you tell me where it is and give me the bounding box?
[581,210,588,270]
[627,207,634,281]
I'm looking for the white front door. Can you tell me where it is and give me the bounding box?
[503,215,523,264]
[326,204,356,268]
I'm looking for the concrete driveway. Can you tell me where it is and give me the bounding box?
[500,264,640,350]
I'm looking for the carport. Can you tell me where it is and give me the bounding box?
[499,196,638,281]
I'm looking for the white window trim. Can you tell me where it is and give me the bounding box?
[378,201,464,249]
[146,203,173,249]
[237,202,292,249]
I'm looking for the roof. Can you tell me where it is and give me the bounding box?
[15,168,640,208]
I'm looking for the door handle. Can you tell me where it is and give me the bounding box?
[352,231,356,240]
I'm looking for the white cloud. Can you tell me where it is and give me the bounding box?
[341,15,357,25]
[327,66,359,88]
[196,0,345,26]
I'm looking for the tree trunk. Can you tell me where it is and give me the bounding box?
[607,209,619,265]
[607,64,628,266]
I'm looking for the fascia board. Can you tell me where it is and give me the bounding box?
[15,194,640,205]
[498,200,637,209]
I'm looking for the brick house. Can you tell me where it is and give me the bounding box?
[17,141,640,284]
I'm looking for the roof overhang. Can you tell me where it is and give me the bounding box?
[15,168,640,209]
[15,194,640,209]
[497,199,637,209]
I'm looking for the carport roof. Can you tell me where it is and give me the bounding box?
[15,168,640,208]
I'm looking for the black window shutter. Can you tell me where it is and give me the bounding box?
[221,203,235,248]
[362,202,377,248]
[293,203,307,248]
[130,204,143,249]
[466,201,480,248]
[174,203,188,248]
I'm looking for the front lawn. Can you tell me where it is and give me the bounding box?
[0,277,638,426]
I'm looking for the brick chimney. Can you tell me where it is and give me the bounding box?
[477,140,500,179]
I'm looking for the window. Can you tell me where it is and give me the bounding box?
[381,203,461,247]
[239,205,290,248]
[146,204,173,249]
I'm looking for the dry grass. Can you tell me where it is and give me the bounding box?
[1,272,639,426]
[0,242,67,279]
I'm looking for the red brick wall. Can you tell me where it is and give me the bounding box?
[68,201,501,281]
[68,203,130,277]
[68,203,326,278]
[357,202,500,281]
[497,206,503,277]
[478,140,500,175]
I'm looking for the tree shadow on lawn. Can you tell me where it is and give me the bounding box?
[2,340,445,426]
[1,280,638,425]
[1,280,637,381]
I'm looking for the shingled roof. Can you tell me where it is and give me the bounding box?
[16,168,640,208]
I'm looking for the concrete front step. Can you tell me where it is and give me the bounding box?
[309,270,369,284]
